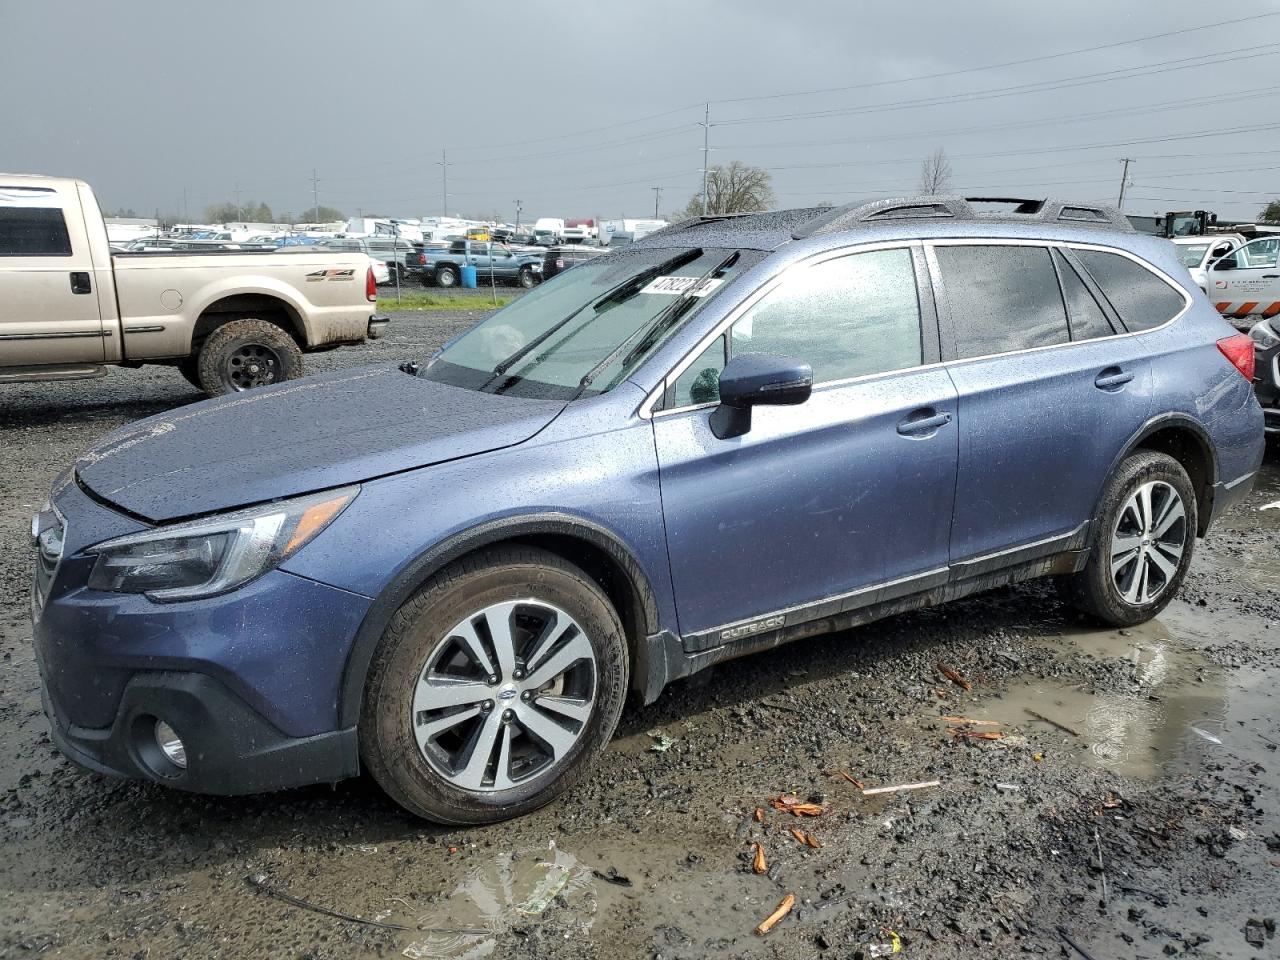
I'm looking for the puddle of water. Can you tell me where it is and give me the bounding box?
[399,843,596,959]
[959,620,1277,780]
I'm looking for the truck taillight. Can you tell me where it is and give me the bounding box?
[366,266,377,302]
[417,253,426,264]
[1216,333,1255,381]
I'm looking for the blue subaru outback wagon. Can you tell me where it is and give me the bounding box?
[32,197,1264,823]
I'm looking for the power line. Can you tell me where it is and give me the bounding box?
[714,10,1280,107]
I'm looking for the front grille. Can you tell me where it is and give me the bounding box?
[31,507,65,619]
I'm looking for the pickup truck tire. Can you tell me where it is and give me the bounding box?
[359,545,628,824]
[196,318,303,396]
[1059,450,1197,627]
[435,265,459,288]
[517,266,536,289]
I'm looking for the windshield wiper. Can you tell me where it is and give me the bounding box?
[482,249,703,390]
[574,250,740,399]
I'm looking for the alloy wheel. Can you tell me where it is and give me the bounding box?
[225,343,281,390]
[1110,480,1187,605]
[411,599,597,792]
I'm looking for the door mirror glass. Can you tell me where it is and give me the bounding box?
[710,353,812,439]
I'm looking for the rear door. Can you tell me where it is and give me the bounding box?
[0,182,105,367]
[1204,237,1280,323]
[929,240,1154,566]
[653,244,958,644]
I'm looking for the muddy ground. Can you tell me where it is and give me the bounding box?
[1,298,1278,959]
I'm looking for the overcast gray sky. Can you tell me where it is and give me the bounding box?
[3,0,1278,223]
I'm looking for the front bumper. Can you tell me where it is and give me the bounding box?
[368,314,390,339]
[43,671,360,794]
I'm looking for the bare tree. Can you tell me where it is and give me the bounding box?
[683,161,775,218]
[918,147,953,194]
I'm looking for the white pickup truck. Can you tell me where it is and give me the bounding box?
[1,174,388,395]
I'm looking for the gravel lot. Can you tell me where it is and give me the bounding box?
[1,299,1278,959]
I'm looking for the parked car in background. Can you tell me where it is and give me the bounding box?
[1,174,387,395]
[323,236,426,283]
[423,241,542,288]
[31,196,1263,825]
[541,243,611,280]
[1171,234,1243,292]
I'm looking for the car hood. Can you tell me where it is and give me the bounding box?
[75,365,565,522]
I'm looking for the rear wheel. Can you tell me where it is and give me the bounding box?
[1060,450,1197,626]
[436,265,459,288]
[360,546,628,824]
[195,318,304,396]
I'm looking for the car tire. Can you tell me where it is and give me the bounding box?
[359,546,628,824]
[1060,450,1197,626]
[517,267,536,289]
[195,318,304,396]
[436,265,459,288]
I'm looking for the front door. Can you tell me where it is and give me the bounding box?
[1205,237,1280,323]
[653,245,958,645]
[0,181,105,368]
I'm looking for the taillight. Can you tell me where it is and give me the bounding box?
[366,266,377,301]
[1216,333,1255,381]
[417,253,426,264]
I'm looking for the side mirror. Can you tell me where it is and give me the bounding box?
[710,353,812,440]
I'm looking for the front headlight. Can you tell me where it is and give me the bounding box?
[86,486,358,601]
[1249,318,1280,351]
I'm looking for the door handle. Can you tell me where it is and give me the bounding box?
[1263,274,1279,279]
[897,408,952,436]
[1094,368,1134,391]
[70,272,92,295]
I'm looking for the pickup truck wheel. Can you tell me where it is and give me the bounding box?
[436,265,459,288]
[1059,450,1197,626]
[359,545,628,824]
[517,267,536,289]
[196,318,303,396]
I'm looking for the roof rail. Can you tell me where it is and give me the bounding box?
[793,195,1134,239]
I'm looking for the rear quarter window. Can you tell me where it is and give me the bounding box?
[1073,249,1186,333]
[0,207,73,256]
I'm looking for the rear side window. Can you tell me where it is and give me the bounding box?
[1052,250,1115,341]
[1074,249,1185,332]
[0,207,73,256]
[934,245,1069,358]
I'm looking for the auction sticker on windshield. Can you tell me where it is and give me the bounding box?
[641,276,725,297]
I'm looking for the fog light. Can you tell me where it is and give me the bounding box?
[154,720,187,769]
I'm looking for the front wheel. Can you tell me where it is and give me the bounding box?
[195,318,304,396]
[360,546,628,824]
[1060,450,1197,626]
[517,267,536,289]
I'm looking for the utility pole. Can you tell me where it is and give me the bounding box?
[652,186,662,219]
[310,168,320,224]
[514,199,523,231]
[1116,158,1133,211]
[438,149,450,217]
[182,186,188,230]
[233,182,242,222]
[700,102,711,216]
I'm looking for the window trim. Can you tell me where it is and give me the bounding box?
[925,237,1191,366]
[639,237,1191,420]
[641,240,936,418]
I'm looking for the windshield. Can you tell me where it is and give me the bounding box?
[1175,243,1209,267]
[422,247,757,400]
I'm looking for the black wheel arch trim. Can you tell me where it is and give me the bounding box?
[1097,412,1219,539]
[337,512,661,728]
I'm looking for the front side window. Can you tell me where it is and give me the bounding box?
[670,335,726,407]
[423,247,758,400]
[1074,249,1186,333]
[1230,238,1280,270]
[934,244,1069,359]
[729,247,922,384]
[0,207,73,257]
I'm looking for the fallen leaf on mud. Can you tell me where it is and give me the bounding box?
[951,729,1005,741]
[803,833,821,849]
[769,796,825,816]
[755,893,795,935]
[937,662,972,691]
[754,807,765,823]
[1032,752,1045,762]
[941,716,1000,725]
[752,842,767,875]
[838,771,866,788]
[789,827,805,843]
